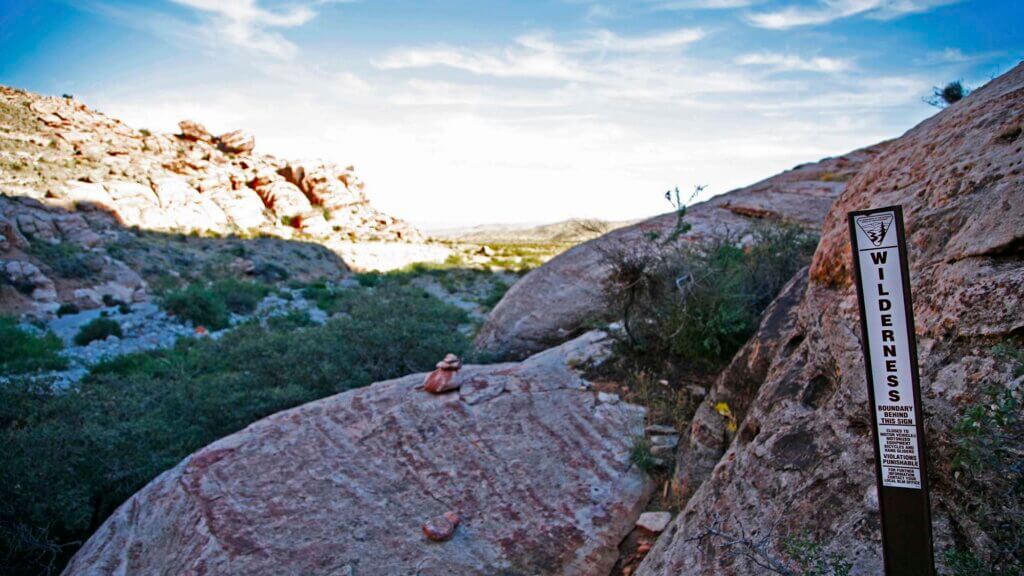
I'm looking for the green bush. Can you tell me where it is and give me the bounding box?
[604,223,818,366]
[211,278,270,315]
[0,282,471,574]
[927,80,970,108]
[479,279,510,309]
[162,279,271,330]
[29,240,91,279]
[73,318,122,346]
[630,436,656,473]
[0,317,67,374]
[56,303,79,317]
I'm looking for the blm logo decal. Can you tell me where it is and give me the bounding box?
[856,213,894,246]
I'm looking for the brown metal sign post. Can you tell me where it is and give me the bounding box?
[848,205,935,575]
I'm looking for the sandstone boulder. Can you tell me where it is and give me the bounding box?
[150,177,230,232]
[637,62,1024,576]
[2,259,57,302]
[64,332,654,576]
[254,180,313,220]
[178,119,213,142]
[475,143,887,360]
[218,129,255,154]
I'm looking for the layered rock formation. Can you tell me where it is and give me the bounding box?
[637,63,1024,575]
[64,332,655,576]
[0,86,426,314]
[475,143,887,360]
[0,87,419,242]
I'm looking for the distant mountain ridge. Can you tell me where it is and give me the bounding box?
[430,217,639,244]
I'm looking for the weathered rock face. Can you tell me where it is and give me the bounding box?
[64,332,654,576]
[0,85,436,314]
[638,63,1024,576]
[475,143,887,360]
[0,86,422,244]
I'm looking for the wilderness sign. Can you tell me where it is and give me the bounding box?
[848,206,935,576]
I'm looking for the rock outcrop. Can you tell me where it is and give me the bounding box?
[64,332,655,576]
[474,143,887,360]
[0,87,421,243]
[637,63,1024,575]
[0,85,434,314]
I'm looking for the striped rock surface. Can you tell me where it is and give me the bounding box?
[64,332,653,576]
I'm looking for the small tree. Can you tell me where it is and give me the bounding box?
[926,81,969,108]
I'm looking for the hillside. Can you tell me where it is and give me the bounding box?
[0,86,443,316]
[430,217,638,245]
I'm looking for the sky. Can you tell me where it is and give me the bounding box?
[1,0,1021,227]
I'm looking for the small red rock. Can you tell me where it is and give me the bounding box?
[423,369,460,394]
[424,354,463,393]
[422,511,460,542]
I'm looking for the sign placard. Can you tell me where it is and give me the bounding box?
[848,206,935,575]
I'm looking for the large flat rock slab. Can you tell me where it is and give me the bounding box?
[64,332,653,576]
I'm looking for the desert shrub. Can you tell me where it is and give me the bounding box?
[689,514,851,575]
[630,436,656,472]
[942,341,1024,574]
[161,283,230,329]
[783,536,853,576]
[927,81,970,108]
[479,279,511,309]
[0,317,66,374]
[29,240,91,279]
[161,279,268,330]
[56,303,79,317]
[0,283,470,574]
[210,278,270,315]
[604,223,818,367]
[73,318,122,346]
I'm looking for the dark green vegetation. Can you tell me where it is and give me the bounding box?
[629,436,656,473]
[0,281,471,575]
[0,317,66,374]
[928,80,970,107]
[783,536,853,576]
[604,223,818,368]
[29,240,92,279]
[72,318,123,346]
[941,340,1023,576]
[161,278,270,330]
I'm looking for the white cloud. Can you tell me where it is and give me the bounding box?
[746,0,959,29]
[83,18,938,227]
[170,0,318,59]
[375,41,593,81]
[646,0,760,9]
[576,27,706,52]
[375,27,704,82]
[736,52,853,72]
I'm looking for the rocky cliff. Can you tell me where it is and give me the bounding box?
[637,62,1024,575]
[0,86,423,314]
[474,142,887,360]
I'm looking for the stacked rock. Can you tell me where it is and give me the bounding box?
[423,353,463,394]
